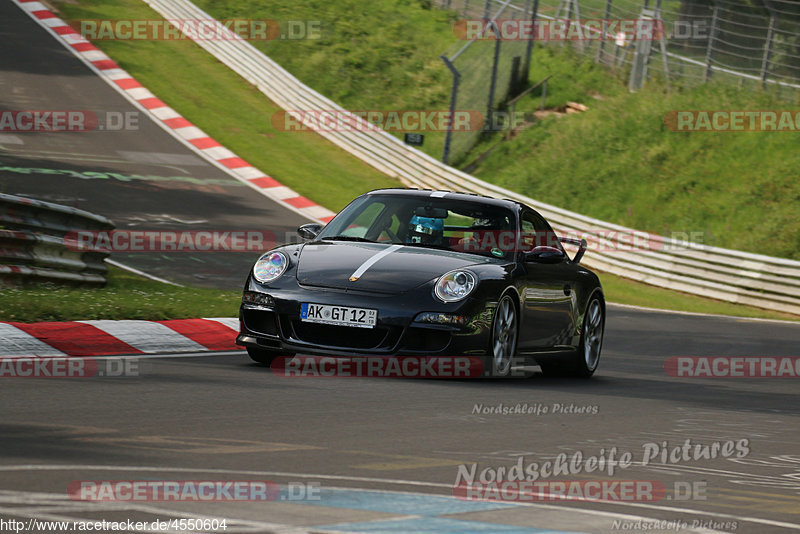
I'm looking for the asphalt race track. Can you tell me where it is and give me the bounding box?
[0,1,310,289]
[2,1,800,533]
[2,307,800,533]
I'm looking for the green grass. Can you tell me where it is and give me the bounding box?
[467,60,800,259]
[0,267,240,323]
[188,0,459,161]
[47,0,800,322]
[57,0,399,212]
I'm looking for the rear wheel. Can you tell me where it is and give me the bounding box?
[540,296,604,378]
[483,294,518,378]
[247,347,294,367]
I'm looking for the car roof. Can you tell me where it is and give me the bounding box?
[365,188,527,213]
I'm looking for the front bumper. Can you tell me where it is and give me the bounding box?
[235,285,495,357]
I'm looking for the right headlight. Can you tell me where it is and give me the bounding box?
[253,251,288,284]
[434,270,476,303]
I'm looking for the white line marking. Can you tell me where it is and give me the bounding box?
[105,259,182,286]
[607,302,800,325]
[349,244,404,281]
[0,324,65,357]
[78,320,205,354]
[0,466,793,531]
[0,134,24,145]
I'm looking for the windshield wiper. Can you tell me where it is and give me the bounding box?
[320,235,377,243]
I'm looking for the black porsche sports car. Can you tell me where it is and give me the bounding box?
[236,188,604,377]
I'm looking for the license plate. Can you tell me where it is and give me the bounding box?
[300,303,377,329]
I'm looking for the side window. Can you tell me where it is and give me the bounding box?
[520,217,537,252]
[521,211,560,251]
[377,214,402,242]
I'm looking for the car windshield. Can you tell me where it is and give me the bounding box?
[317,193,517,260]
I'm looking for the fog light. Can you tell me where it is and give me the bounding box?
[415,312,468,325]
[242,291,275,307]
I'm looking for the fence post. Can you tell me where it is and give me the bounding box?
[486,21,502,132]
[441,55,461,165]
[760,11,776,87]
[483,0,491,21]
[463,0,471,17]
[596,0,613,63]
[704,3,718,82]
[523,0,539,83]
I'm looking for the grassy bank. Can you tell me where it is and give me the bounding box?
[470,47,800,259]
[0,267,240,323]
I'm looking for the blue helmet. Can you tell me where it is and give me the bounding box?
[407,215,444,245]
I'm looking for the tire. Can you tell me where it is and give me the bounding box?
[482,294,518,378]
[247,347,293,367]
[540,296,604,378]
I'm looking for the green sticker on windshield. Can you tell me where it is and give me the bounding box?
[491,248,503,257]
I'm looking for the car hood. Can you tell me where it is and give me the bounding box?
[296,241,490,293]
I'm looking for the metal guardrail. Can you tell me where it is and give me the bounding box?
[143,0,800,316]
[0,193,113,285]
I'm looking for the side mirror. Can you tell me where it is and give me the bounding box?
[525,246,566,264]
[297,223,322,240]
[558,237,587,264]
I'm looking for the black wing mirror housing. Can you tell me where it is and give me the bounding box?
[297,223,322,240]
[525,246,566,264]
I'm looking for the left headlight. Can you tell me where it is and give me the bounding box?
[253,251,288,284]
[434,270,476,303]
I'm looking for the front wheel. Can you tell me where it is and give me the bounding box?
[482,294,518,378]
[540,296,604,378]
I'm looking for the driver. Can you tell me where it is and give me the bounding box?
[407,215,444,245]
